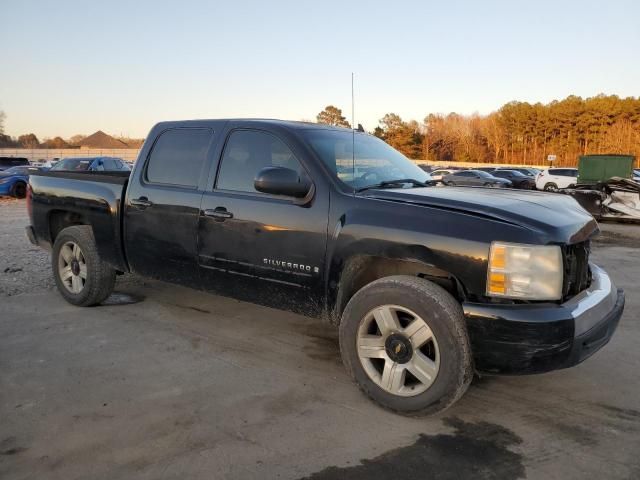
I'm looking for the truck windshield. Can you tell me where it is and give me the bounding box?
[302,130,430,191]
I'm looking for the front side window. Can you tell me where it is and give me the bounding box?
[216,130,305,193]
[302,130,429,191]
[146,128,212,187]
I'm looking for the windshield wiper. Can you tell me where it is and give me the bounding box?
[356,178,429,193]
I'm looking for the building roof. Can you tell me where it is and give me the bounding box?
[77,131,129,149]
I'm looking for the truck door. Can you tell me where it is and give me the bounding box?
[124,127,216,286]
[197,128,329,314]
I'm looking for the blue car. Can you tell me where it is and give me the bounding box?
[50,156,130,172]
[0,166,33,198]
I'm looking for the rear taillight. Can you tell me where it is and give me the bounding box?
[26,184,33,219]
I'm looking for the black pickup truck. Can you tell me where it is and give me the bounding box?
[26,119,625,415]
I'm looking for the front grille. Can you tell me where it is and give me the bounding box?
[563,241,591,298]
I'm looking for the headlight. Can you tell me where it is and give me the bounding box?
[0,177,11,184]
[487,242,563,300]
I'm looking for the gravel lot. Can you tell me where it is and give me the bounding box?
[1,197,639,480]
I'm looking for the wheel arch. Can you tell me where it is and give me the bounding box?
[48,209,91,244]
[328,254,466,325]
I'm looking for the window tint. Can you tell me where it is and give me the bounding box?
[101,158,117,170]
[146,128,212,187]
[456,171,474,177]
[217,130,305,193]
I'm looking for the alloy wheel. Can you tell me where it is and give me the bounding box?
[356,305,440,397]
[58,241,87,294]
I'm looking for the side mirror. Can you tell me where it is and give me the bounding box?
[254,166,312,198]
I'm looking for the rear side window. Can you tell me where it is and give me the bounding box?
[146,128,212,187]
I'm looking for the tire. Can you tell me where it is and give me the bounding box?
[52,226,116,306]
[543,182,558,191]
[483,182,492,187]
[339,275,473,416]
[11,182,27,199]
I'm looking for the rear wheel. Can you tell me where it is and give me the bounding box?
[52,226,116,306]
[543,182,558,191]
[11,182,26,199]
[339,276,473,416]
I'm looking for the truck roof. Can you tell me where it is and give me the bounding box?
[152,118,354,132]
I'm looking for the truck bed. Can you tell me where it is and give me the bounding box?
[28,170,130,271]
[33,169,130,183]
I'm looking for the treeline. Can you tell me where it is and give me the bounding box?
[318,95,640,166]
[374,95,640,166]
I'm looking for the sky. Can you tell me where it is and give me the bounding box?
[1,0,639,139]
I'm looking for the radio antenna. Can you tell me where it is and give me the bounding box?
[351,72,355,196]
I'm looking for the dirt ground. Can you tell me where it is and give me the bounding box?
[1,197,639,480]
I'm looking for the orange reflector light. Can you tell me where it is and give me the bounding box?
[488,272,505,295]
[490,245,506,269]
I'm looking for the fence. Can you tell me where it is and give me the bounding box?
[0,148,141,163]
[1,148,551,170]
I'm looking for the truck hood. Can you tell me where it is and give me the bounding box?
[361,186,598,244]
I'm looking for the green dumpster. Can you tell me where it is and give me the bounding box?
[578,154,635,184]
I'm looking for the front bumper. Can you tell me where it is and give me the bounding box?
[463,264,625,375]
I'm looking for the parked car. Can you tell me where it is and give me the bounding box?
[633,169,640,182]
[50,157,131,172]
[27,119,624,416]
[536,168,578,191]
[442,170,512,188]
[0,157,29,172]
[30,159,58,169]
[496,167,541,178]
[491,170,536,189]
[0,166,36,198]
[430,169,454,182]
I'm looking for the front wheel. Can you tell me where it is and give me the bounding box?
[52,226,116,306]
[339,276,473,416]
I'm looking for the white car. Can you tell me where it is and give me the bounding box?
[536,168,578,191]
[430,169,454,182]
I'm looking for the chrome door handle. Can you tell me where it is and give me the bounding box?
[131,197,152,208]
[204,207,233,220]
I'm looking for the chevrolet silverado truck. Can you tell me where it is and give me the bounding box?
[26,119,625,415]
